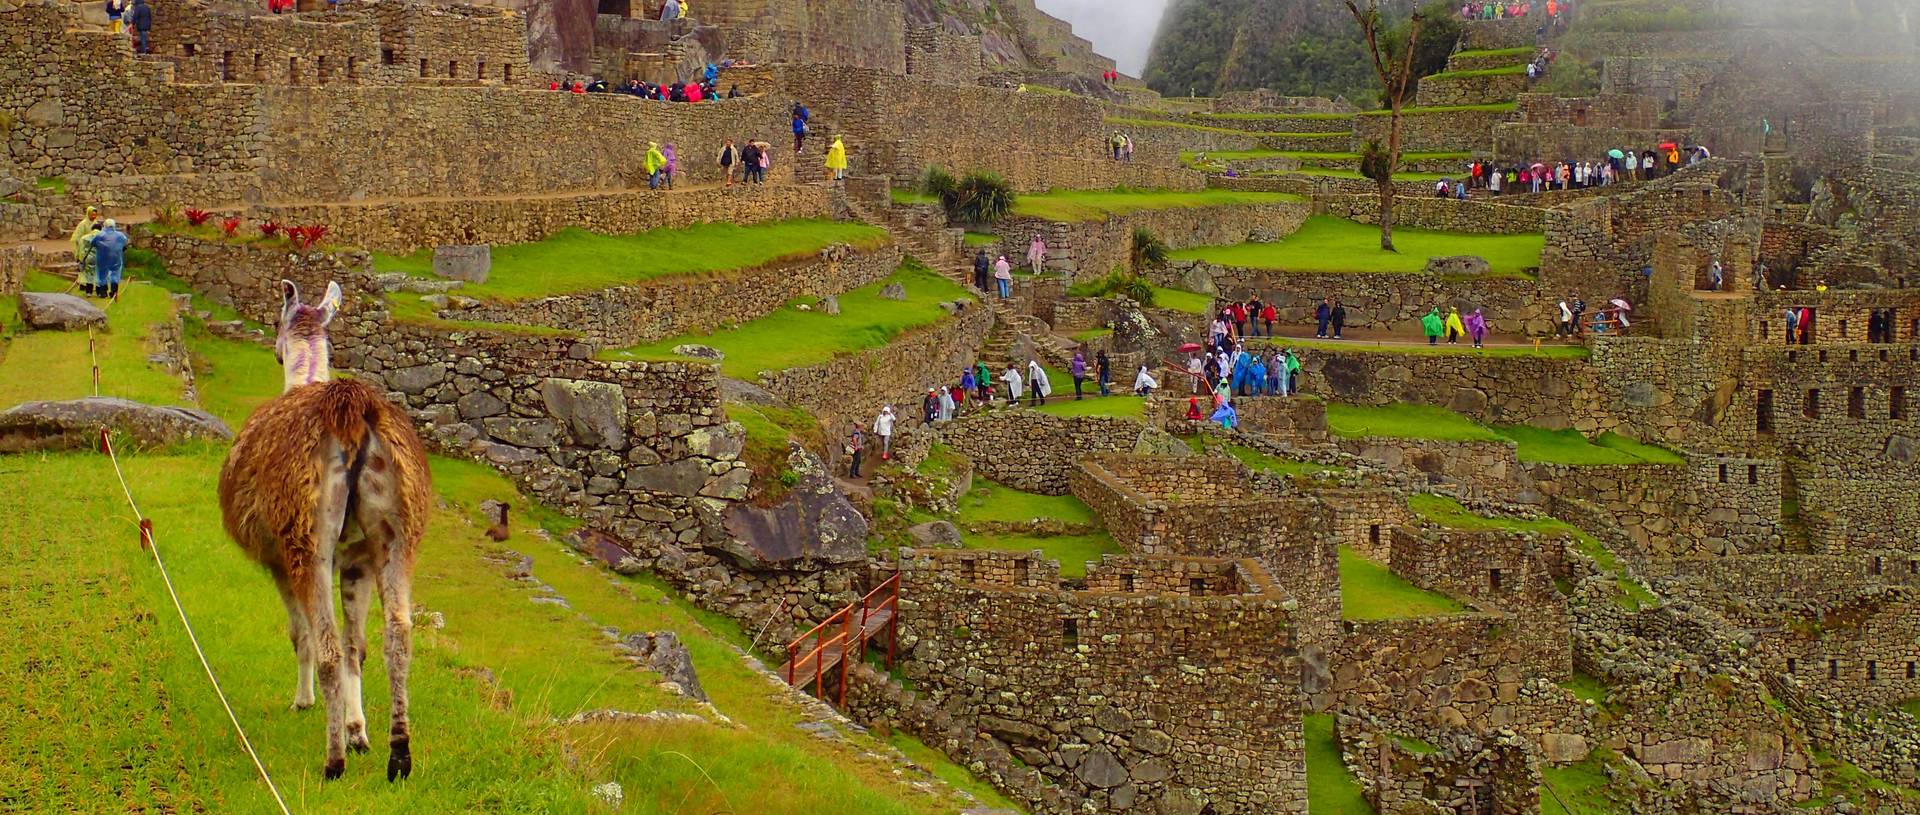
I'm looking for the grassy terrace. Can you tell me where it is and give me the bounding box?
[1183,149,1471,165]
[374,219,891,301]
[1185,435,1345,478]
[890,188,938,206]
[1304,713,1376,814]
[1103,116,1352,138]
[1421,64,1529,80]
[1357,101,1519,116]
[950,480,1122,578]
[1341,545,1468,620]
[1197,111,1356,122]
[600,261,971,379]
[1172,216,1544,278]
[1010,188,1302,222]
[1276,167,1453,182]
[1328,403,1505,442]
[1451,46,1536,59]
[1327,404,1684,466]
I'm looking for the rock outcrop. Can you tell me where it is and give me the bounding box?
[0,397,232,453]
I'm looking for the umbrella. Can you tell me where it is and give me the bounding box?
[1610,298,1632,311]
[1690,145,1711,158]
[1659,141,1678,150]
[1607,149,1625,159]
[1530,162,1546,171]
[1178,342,1204,353]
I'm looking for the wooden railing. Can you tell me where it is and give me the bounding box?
[782,572,900,708]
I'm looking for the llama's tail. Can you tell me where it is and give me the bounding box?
[314,379,385,451]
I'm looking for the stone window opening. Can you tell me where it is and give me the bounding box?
[1911,559,1918,575]
[477,60,487,82]
[1818,350,1829,362]
[1010,559,1029,586]
[1488,568,1503,592]
[1757,390,1774,432]
[381,47,396,66]
[1907,662,1916,679]
[960,557,976,583]
[1189,577,1207,596]
[1828,659,1839,679]
[1849,387,1866,419]
[1761,320,1769,340]
[287,56,299,85]
[183,43,196,57]
[252,53,262,79]
[1804,389,1820,419]
[1717,464,1728,483]
[1838,319,1848,339]
[503,64,515,83]
[220,51,233,82]
[1867,661,1877,681]
[1892,387,1906,420]
[1120,572,1135,592]
[1061,618,1079,648]
[1849,350,1859,362]
[1787,657,1797,674]
[1746,465,1758,485]
[316,55,328,84]
[1880,350,1890,362]
[1871,556,1883,576]
[419,58,429,78]
[1368,524,1382,546]
[347,56,358,81]
[1786,350,1797,362]
[448,60,459,79]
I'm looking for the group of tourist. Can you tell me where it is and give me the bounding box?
[1099,69,1122,86]
[1185,343,1305,401]
[1107,132,1135,162]
[1435,142,1705,200]
[101,0,153,53]
[1420,306,1491,347]
[68,206,131,300]
[1557,292,1635,336]
[1456,0,1569,19]
[551,64,742,102]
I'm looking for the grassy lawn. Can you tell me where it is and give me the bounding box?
[1495,425,1685,466]
[0,273,193,411]
[1541,749,1634,815]
[960,532,1123,579]
[1010,188,1302,222]
[1171,216,1544,278]
[1327,403,1506,442]
[1069,327,1112,343]
[1104,116,1269,137]
[1270,336,1591,359]
[1810,748,1920,809]
[1340,546,1468,620]
[1149,285,1214,315]
[373,220,891,301]
[1,286,1007,814]
[1186,436,1344,478]
[1281,168,1453,182]
[600,261,972,379]
[963,231,999,248]
[1452,46,1536,58]
[891,188,938,206]
[1198,111,1357,122]
[1031,395,1146,420]
[1559,671,1616,712]
[1902,698,1920,720]
[955,479,1099,527]
[1422,64,1528,80]
[1304,713,1376,814]
[1358,101,1519,115]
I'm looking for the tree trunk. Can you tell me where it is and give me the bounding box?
[1381,105,1402,252]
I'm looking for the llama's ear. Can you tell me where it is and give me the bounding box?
[279,279,301,326]
[317,281,343,325]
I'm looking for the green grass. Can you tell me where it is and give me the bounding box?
[1421,64,1528,80]
[1069,327,1112,343]
[1358,101,1519,116]
[1149,285,1214,315]
[1901,698,1920,720]
[35,175,68,194]
[600,261,972,379]
[372,220,891,301]
[1197,111,1357,121]
[886,732,1021,810]
[1451,46,1536,58]
[960,532,1123,579]
[1408,493,1585,539]
[1340,546,1468,620]
[1009,188,1302,222]
[1495,425,1685,466]
[1541,749,1634,815]
[1269,336,1591,359]
[1187,436,1344,478]
[1279,168,1453,182]
[1104,116,1270,137]
[1810,748,1920,808]
[1559,671,1615,711]
[1326,403,1506,442]
[1180,149,1295,163]
[1031,395,1146,419]
[955,479,1098,527]
[890,188,938,206]
[962,231,999,248]
[1303,713,1377,814]
[1172,216,1544,278]
[0,274,193,411]
[1393,735,1440,755]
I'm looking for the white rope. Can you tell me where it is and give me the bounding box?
[93,324,293,815]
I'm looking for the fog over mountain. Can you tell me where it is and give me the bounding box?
[1035,0,1173,75]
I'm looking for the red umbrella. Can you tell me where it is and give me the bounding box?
[1659,142,1678,150]
[1178,342,1204,353]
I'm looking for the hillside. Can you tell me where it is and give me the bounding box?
[1142,0,1459,104]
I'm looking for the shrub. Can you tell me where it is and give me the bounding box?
[919,166,957,202]
[1358,139,1393,182]
[1068,268,1157,307]
[219,216,241,237]
[184,208,213,226]
[1129,227,1169,270]
[258,221,282,239]
[286,224,329,251]
[153,203,181,226]
[948,171,1015,224]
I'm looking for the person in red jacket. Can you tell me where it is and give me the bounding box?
[1260,302,1277,337]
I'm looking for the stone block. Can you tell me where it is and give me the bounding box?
[430,245,491,283]
[18,292,106,331]
[540,378,628,451]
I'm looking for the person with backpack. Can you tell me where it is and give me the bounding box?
[846,423,864,478]
[129,0,152,54]
[972,249,991,293]
[717,138,737,186]
[791,102,810,153]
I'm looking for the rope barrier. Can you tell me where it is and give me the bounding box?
[90,309,295,814]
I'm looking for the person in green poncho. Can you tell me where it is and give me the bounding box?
[974,361,992,404]
[1421,308,1444,345]
[1284,349,1302,395]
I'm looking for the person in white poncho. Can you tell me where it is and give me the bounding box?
[1002,363,1024,405]
[1133,365,1158,396]
[1026,358,1052,407]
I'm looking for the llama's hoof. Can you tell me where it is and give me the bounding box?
[323,758,346,781]
[347,723,371,753]
[290,696,314,711]
[387,739,413,782]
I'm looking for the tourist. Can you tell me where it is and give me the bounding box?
[1489,166,1502,195]
[1709,259,1723,291]
[660,0,679,20]
[1211,312,1230,347]
[1232,344,1255,397]
[727,85,742,99]
[871,405,896,460]
[663,144,679,189]
[1445,307,1466,344]
[1133,365,1158,396]
[644,143,667,189]
[1466,308,1487,348]
[1003,362,1024,404]
[1027,358,1051,406]
[1228,300,1248,337]
[974,361,993,403]
[791,102,811,153]
[718,138,738,186]
[921,389,940,427]
[973,249,991,293]
[1284,349,1301,394]
[1248,354,1268,396]
[993,255,1013,299]
[739,140,762,184]
[1422,308,1444,345]
[1096,350,1112,396]
[946,384,963,418]
[824,136,848,181]
[846,422,864,477]
[105,0,125,32]
[960,367,976,406]
[686,81,704,103]
[1271,351,1289,396]
[1027,234,1047,275]
[1260,301,1276,337]
[1122,135,1134,162]
[90,220,130,300]
[1571,296,1587,337]
[1797,307,1813,345]
[1435,179,1451,199]
[754,140,773,182]
[1557,296,1574,337]
[129,0,152,53]
[1185,397,1204,421]
[1331,299,1347,340]
[1199,353,1218,392]
[1211,396,1237,430]
[70,206,101,295]
[1070,351,1087,400]
[1315,297,1332,338]
[1109,132,1125,161]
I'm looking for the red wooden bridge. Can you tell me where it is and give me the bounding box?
[781,573,900,707]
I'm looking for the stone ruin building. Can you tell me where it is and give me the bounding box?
[4,0,1919,811]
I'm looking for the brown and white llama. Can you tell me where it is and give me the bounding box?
[218,280,432,781]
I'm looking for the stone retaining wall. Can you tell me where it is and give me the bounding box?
[988,200,1311,282]
[1354,108,1511,153]
[1148,394,1328,444]
[1415,72,1525,108]
[756,295,992,417]
[1194,270,1552,335]
[1334,613,1578,738]
[1515,93,1657,129]
[1337,438,1530,502]
[1524,457,1778,558]
[937,411,1142,494]
[1314,195,1547,235]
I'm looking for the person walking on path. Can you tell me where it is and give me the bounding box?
[960,367,976,407]
[1003,363,1024,405]
[1027,358,1051,406]
[1783,307,1799,345]
[717,138,738,186]
[993,255,1013,299]
[1315,298,1333,338]
[645,142,667,189]
[1271,351,1290,396]
[1331,299,1347,339]
[921,389,939,426]
[1070,351,1087,400]
[973,249,991,293]
[975,361,993,404]
[1211,397,1237,430]
[1557,296,1574,337]
[791,102,810,153]
[937,386,955,422]
[71,206,101,295]
[660,0,680,20]
[662,143,678,189]
[872,406,895,461]
[90,220,130,300]
[1260,301,1276,337]
[1444,307,1467,344]
[1284,350,1302,394]
[1026,235,1047,275]
[824,136,848,181]
[1422,308,1444,345]
[1465,308,1488,348]
[846,423,864,478]
[1096,350,1112,396]
[129,0,152,53]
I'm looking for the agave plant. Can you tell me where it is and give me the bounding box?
[184,208,213,226]
[258,221,281,239]
[220,216,241,237]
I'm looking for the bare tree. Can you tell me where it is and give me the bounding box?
[1345,0,1424,252]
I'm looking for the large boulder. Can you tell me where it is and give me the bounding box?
[430,245,491,284]
[1424,255,1490,277]
[718,443,867,569]
[621,631,707,702]
[540,378,628,451]
[0,397,231,453]
[18,292,107,331]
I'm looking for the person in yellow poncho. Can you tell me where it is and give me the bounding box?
[824,136,847,181]
[1444,306,1467,344]
[70,205,102,295]
[644,142,666,190]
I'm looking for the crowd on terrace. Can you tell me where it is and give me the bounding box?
[1435,142,1707,199]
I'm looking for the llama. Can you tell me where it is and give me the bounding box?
[218,280,432,781]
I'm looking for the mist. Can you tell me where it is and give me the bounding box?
[1034,0,1174,75]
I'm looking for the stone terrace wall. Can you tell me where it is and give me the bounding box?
[1415,72,1525,108]
[1334,613,1579,739]
[149,0,529,87]
[1337,438,1530,503]
[757,297,992,417]
[903,25,983,85]
[141,230,377,324]
[1319,487,1408,563]
[990,201,1310,281]
[1515,93,1657,128]
[1148,394,1328,444]
[1313,195,1547,235]
[1610,672,1818,807]
[1796,464,1920,557]
[1601,57,1725,109]
[1390,527,1568,617]
[1493,124,1695,164]
[1524,457,1778,558]
[451,244,900,346]
[938,412,1141,494]
[896,549,1307,815]
[1286,349,1604,430]
[1205,272,1552,335]
[1744,592,1920,709]
[253,183,831,254]
[1745,341,1920,463]
[1354,108,1511,153]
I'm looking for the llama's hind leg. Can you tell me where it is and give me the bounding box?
[276,579,315,710]
[338,545,376,754]
[375,538,415,782]
[309,445,354,780]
